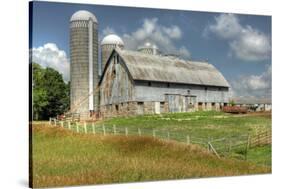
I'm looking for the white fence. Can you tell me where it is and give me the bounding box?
[48,118,271,160]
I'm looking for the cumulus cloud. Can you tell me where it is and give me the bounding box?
[103,18,190,58]
[31,43,69,82]
[207,13,242,39]
[101,26,116,38]
[230,65,271,98]
[205,14,271,61]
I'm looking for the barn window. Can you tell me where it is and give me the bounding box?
[148,82,152,86]
[205,87,207,91]
[187,90,190,94]
[137,102,144,105]
[212,102,215,106]
[115,105,119,111]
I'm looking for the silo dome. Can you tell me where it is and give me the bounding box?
[138,42,160,55]
[70,10,98,23]
[101,34,124,46]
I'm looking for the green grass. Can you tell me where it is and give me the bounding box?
[32,125,270,188]
[97,111,271,139]
[246,145,272,166]
[94,111,271,164]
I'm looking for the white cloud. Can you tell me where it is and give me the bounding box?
[31,43,69,82]
[104,18,191,58]
[207,13,242,39]
[205,14,271,61]
[101,26,116,38]
[230,65,271,98]
[229,26,271,61]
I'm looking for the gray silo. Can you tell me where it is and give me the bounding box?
[137,42,160,55]
[70,10,99,118]
[101,34,124,73]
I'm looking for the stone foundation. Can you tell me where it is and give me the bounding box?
[100,101,169,118]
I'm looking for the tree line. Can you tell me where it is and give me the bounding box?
[31,63,69,120]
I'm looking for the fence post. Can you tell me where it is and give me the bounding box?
[54,119,57,126]
[153,129,156,138]
[125,127,128,136]
[167,131,170,140]
[138,128,141,136]
[186,135,190,144]
[113,125,116,135]
[103,124,106,136]
[76,122,79,133]
[84,122,87,133]
[92,123,95,134]
[60,121,64,128]
[68,121,71,130]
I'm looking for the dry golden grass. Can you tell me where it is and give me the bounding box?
[31,124,270,188]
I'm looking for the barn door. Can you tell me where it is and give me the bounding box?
[166,94,181,112]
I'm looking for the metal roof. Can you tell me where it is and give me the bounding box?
[101,34,124,46]
[115,48,230,87]
[70,10,98,22]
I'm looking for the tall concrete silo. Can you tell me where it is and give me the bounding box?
[101,34,124,73]
[70,10,99,118]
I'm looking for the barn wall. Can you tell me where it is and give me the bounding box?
[99,101,169,118]
[134,80,229,103]
[99,54,135,106]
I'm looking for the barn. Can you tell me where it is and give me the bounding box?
[98,47,230,118]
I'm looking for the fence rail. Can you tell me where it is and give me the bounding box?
[48,118,271,161]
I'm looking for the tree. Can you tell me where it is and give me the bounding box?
[32,63,69,120]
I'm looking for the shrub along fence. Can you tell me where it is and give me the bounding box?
[48,118,271,161]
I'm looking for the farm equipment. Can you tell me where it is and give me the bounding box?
[223,106,247,114]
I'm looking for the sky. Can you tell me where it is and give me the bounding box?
[30,1,272,99]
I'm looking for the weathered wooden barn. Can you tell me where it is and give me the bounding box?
[98,48,230,118]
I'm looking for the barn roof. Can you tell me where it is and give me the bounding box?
[101,48,230,88]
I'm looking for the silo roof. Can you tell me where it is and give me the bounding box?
[101,34,124,46]
[114,49,230,88]
[70,10,98,22]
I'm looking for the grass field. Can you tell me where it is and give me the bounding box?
[31,124,271,188]
[93,111,271,164]
[97,111,271,139]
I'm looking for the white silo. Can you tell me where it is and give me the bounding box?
[70,10,99,118]
[137,42,160,55]
[101,34,124,73]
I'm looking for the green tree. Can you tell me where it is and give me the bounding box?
[32,63,69,120]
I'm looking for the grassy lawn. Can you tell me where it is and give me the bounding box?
[31,125,270,188]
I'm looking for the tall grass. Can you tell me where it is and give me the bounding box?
[31,124,270,188]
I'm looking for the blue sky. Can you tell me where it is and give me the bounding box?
[30,1,272,99]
